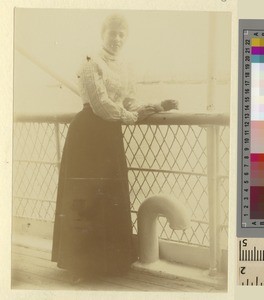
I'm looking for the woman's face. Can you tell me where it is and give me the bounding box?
[102,24,127,55]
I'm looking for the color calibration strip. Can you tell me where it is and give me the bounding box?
[250,38,264,220]
[238,22,264,236]
[237,21,264,287]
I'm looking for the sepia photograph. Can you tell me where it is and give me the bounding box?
[12,8,231,293]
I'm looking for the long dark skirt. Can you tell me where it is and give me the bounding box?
[51,105,135,275]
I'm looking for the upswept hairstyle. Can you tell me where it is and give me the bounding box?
[101,14,129,37]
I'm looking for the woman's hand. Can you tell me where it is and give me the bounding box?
[137,105,156,122]
[161,99,179,111]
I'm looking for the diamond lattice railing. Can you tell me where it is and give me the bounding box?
[123,124,210,246]
[13,122,59,220]
[218,126,230,247]
[13,118,229,249]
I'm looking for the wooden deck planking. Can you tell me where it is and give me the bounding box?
[12,268,133,291]
[12,244,218,292]
[12,269,84,290]
[122,271,214,292]
[96,274,174,292]
[12,244,52,260]
[12,255,136,291]
[12,253,165,292]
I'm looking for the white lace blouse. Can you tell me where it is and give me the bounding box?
[77,48,141,125]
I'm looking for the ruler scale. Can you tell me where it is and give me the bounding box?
[239,240,264,261]
[237,20,264,286]
[238,238,264,285]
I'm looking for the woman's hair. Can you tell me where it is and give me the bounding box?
[101,14,129,36]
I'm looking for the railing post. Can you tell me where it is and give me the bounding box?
[206,13,216,112]
[54,122,61,170]
[206,125,221,275]
[215,126,221,270]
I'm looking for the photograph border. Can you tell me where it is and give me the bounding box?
[1,1,238,300]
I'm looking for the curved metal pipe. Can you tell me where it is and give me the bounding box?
[138,194,191,264]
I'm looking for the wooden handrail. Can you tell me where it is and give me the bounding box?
[14,111,229,126]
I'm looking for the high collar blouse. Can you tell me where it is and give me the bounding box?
[77,48,140,125]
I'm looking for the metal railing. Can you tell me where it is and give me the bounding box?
[13,111,229,273]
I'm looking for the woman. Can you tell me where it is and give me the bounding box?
[51,14,178,279]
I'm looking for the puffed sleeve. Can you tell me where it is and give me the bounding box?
[77,58,138,125]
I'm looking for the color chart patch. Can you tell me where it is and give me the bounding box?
[251,38,264,220]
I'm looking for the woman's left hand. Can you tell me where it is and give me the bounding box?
[161,99,179,111]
